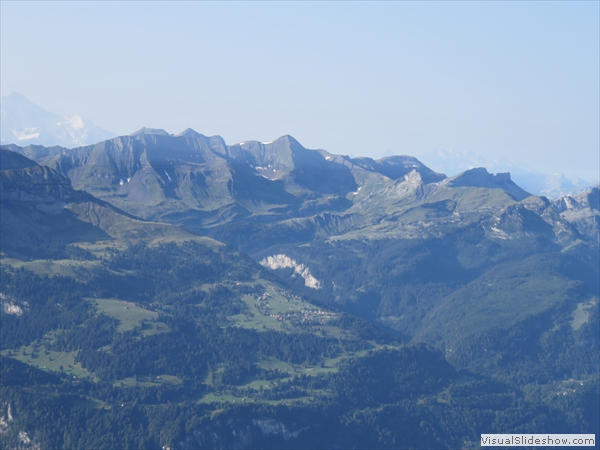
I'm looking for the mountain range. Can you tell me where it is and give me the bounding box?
[4,128,597,246]
[0,129,598,449]
[3,93,595,198]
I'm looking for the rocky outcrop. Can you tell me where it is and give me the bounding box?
[260,254,321,289]
[552,187,599,243]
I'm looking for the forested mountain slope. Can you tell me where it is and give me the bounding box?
[1,241,597,449]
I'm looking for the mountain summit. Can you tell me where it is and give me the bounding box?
[0,92,116,148]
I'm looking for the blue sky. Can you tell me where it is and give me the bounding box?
[1,1,598,180]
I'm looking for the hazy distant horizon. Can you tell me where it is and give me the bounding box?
[1,2,598,181]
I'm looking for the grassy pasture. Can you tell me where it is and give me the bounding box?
[91,298,168,334]
[0,257,101,278]
[570,298,598,330]
[1,345,93,379]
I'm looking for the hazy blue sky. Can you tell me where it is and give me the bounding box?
[1,1,598,180]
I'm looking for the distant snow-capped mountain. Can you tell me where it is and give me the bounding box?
[417,148,595,198]
[1,92,115,148]
[541,173,597,199]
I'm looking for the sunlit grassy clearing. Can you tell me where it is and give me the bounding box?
[0,345,93,378]
[0,257,102,278]
[570,298,598,330]
[91,298,168,334]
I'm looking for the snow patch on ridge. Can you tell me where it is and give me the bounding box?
[13,128,40,141]
[259,254,321,289]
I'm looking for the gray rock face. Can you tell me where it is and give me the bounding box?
[552,186,600,243]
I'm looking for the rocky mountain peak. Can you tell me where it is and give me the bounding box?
[443,168,531,201]
[349,155,446,184]
[129,127,171,137]
[176,128,203,138]
[274,134,301,147]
